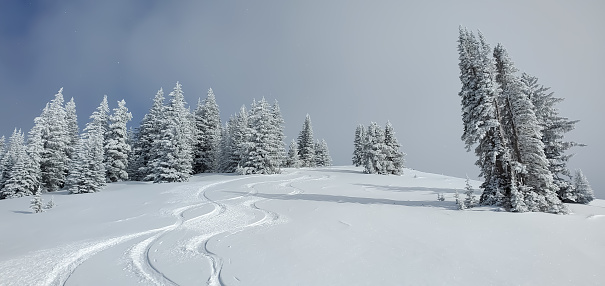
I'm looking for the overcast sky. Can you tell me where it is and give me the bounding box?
[1,0,603,198]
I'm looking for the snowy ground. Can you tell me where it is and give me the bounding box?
[0,166,604,286]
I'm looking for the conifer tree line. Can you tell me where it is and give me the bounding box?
[352,121,405,175]
[0,82,332,200]
[457,27,594,213]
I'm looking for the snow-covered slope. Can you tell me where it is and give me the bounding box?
[0,167,603,286]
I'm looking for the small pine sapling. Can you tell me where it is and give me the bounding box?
[437,193,445,201]
[454,191,466,210]
[45,195,56,210]
[463,176,477,208]
[30,194,44,213]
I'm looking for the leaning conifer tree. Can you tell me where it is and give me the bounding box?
[521,73,583,203]
[493,43,566,214]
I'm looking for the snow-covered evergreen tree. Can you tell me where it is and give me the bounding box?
[1,129,38,199]
[362,122,387,174]
[493,44,566,214]
[130,89,166,181]
[66,96,109,194]
[230,106,254,174]
[383,121,405,175]
[271,101,287,168]
[314,139,332,167]
[573,169,594,204]
[105,99,133,182]
[30,193,44,213]
[352,124,365,167]
[148,82,193,183]
[39,88,70,192]
[193,88,222,173]
[297,114,316,167]
[64,98,79,166]
[457,29,510,206]
[286,139,301,168]
[463,176,477,208]
[521,73,582,202]
[244,98,282,174]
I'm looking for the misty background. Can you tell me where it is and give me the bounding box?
[1,0,603,198]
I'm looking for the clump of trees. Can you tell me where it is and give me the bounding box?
[0,82,336,200]
[352,121,405,175]
[456,27,593,213]
[286,114,332,168]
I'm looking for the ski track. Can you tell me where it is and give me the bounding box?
[0,173,330,286]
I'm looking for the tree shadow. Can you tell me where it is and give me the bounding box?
[12,210,32,214]
[227,191,458,210]
[355,184,466,195]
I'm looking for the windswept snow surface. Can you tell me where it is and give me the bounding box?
[0,167,604,285]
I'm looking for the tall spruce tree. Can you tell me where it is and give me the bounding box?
[64,98,79,165]
[148,82,193,183]
[383,121,405,175]
[193,88,222,173]
[66,96,109,194]
[286,139,301,168]
[352,124,365,167]
[39,88,70,192]
[573,169,594,204]
[521,73,583,202]
[297,114,316,167]
[1,129,37,198]
[105,99,133,182]
[493,44,566,213]
[314,139,332,167]
[131,89,166,181]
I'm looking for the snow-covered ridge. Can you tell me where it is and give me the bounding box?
[1,167,603,285]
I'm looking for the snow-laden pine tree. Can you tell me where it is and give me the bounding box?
[463,176,477,208]
[105,99,133,182]
[286,139,301,168]
[218,117,238,173]
[193,88,222,173]
[271,101,287,168]
[297,114,316,167]
[352,124,365,167]
[493,44,566,214]
[64,98,79,166]
[573,169,594,204]
[383,121,405,175]
[521,73,583,202]
[362,122,388,174]
[1,129,38,199]
[39,88,70,192]
[30,193,44,213]
[25,117,45,195]
[148,82,193,183]
[231,106,254,174]
[243,98,282,174]
[457,28,511,207]
[66,96,109,194]
[314,139,332,167]
[130,89,165,181]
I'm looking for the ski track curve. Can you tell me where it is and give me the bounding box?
[188,173,332,286]
[0,172,331,286]
[125,176,253,286]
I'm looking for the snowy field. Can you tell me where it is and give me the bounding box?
[0,166,603,286]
